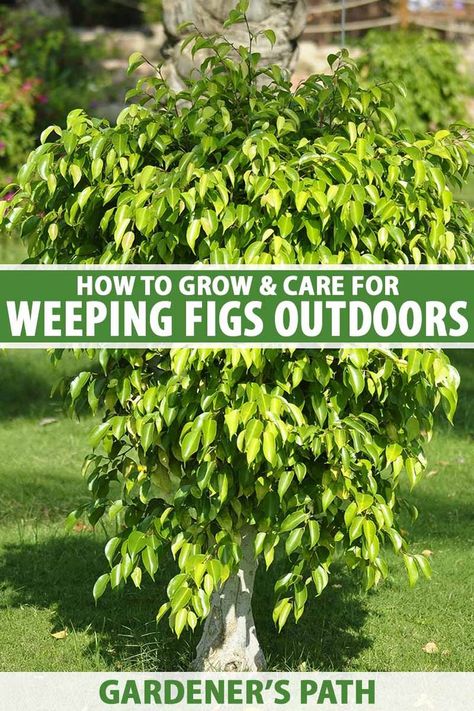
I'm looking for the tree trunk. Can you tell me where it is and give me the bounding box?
[191,526,266,671]
[161,0,308,91]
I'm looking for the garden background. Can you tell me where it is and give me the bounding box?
[0,0,472,672]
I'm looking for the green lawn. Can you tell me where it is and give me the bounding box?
[0,347,472,672]
[458,169,474,206]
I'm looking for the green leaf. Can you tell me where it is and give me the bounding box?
[246,438,260,465]
[388,528,404,553]
[141,422,155,453]
[172,349,189,375]
[403,554,419,587]
[127,530,146,556]
[105,537,120,566]
[295,190,309,212]
[254,532,266,557]
[263,29,276,46]
[263,429,277,466]
[363,519,376,547]
[277,470,294,499]
[70,371,90,402]
[171,587,192,613]
[128,51,145,74]
[201,209,218,237]
[272,597,292,631]
[349,516,364,542]
[186,219,201,251]
[181,427,201,462]
[414,554,432,580]
[174,608,188,638]
[117,378,131,407]
[285,527,303,555]
[93,573,109,601]
[143,387,158,414]
[413,160,426,187]
[69,164,82,187]
[440,385,457,424]
[308,520,320,547]
[386,443,402,464]
[89,421,111,449]
[77,186,94,210]
[378,106,397,131]
[207,559,222,586]
[224,409,240,438]
[201,418,217,447]
[131,566,142,588]
[356,493,374,513]
[322,487,335,512]
[344,501,357,527]
[280,510,308,533]
[311,566,329,595]
[142,547,159,579]
[156,602,171,623]
[350,200,364,226]
[346,365,364,399]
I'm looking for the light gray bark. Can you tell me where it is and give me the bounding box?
[191,526,266,672]
[162,0,308,90]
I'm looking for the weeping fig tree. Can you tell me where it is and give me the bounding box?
[1,5,473,672]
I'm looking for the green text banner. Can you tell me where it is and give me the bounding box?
[0,265,472,348]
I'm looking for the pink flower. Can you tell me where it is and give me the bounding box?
[21,80,34,91]
[3,191,15,202]
[0,141,5,151]
[36,94,48,104]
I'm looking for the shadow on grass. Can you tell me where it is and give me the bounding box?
[0,351,95,420]
[254,562,372,671]
[0,353,58,419]
[409,487,474,543]
[447,350,474,435]
[0,469,90,523]
[0,533,372,671]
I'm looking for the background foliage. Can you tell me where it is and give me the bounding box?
[0,33,36,190]
[358,29,469,132]
[0,7,103,189]
[0,8,103,132]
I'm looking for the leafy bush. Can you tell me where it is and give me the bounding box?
[2,12,473,646]
[0,30,36,190]
[0,7,103,135]
[358,29,468,132]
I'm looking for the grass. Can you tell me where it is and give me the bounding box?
[0,346,472,672]
[459,170,474,206]
[0,234,26,265]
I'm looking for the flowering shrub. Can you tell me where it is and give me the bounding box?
[0,8,103,136]
[0,34,36,191]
